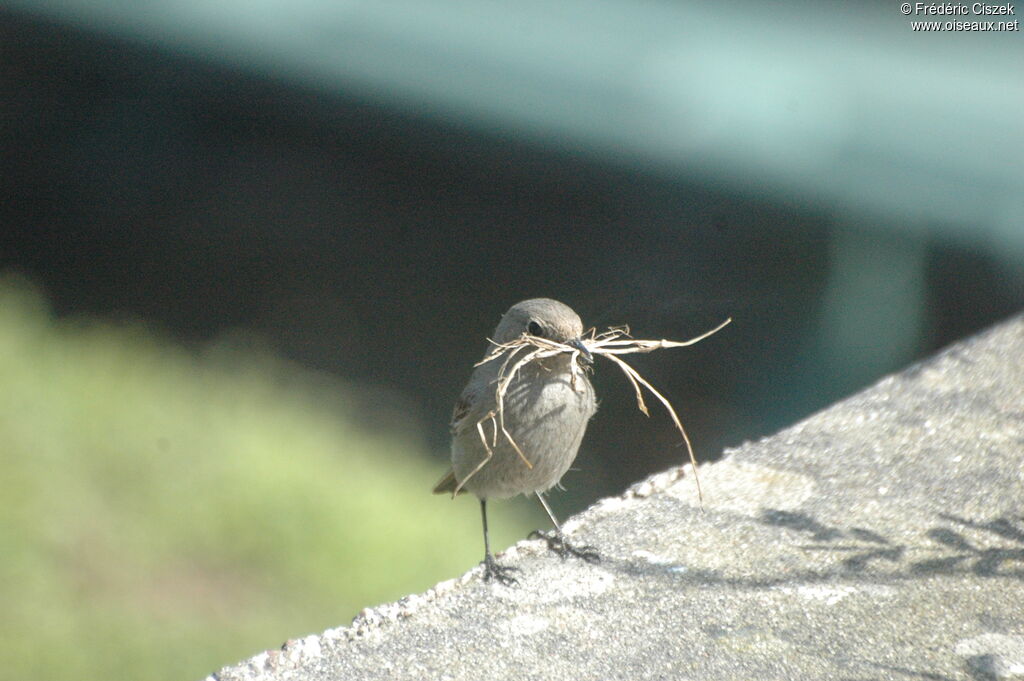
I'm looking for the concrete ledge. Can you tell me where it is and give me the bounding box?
[210,314,1024,681]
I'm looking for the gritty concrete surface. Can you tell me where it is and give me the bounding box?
[209,314,1024,681]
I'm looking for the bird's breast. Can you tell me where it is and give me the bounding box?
[451,368,595,499]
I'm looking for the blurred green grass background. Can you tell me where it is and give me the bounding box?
[0,274,535,681]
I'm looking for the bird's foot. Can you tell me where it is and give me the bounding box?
[529,530,600,563]
[482,555,519,585]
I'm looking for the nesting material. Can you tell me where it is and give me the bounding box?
[458,318,731,503]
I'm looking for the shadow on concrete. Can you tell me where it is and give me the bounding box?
[548,508,1023,590]
[759,509,1024,581]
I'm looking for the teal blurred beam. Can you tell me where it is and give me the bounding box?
[818,227,929,394]
[7,0,1024,258]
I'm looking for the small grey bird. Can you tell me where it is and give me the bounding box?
[434,298,598,584]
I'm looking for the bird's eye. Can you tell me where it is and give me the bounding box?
[527,321,544,337]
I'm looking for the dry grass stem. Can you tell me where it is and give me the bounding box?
[464,317,732,503]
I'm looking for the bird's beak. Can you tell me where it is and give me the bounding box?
[569,337,593,365]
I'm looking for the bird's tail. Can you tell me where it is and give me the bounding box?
[432,469,466,495]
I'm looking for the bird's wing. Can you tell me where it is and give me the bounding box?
[449,383,483,436]
[435,387,483,496]
[438,363,497,494]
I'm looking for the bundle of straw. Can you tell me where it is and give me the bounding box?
[470,317,731,504]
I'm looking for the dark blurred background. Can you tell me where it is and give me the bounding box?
[1,2,1022,679]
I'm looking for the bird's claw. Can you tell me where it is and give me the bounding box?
[482,556,520,585]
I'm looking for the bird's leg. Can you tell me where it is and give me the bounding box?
[480,499,519,585]
[529,492,600,563]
